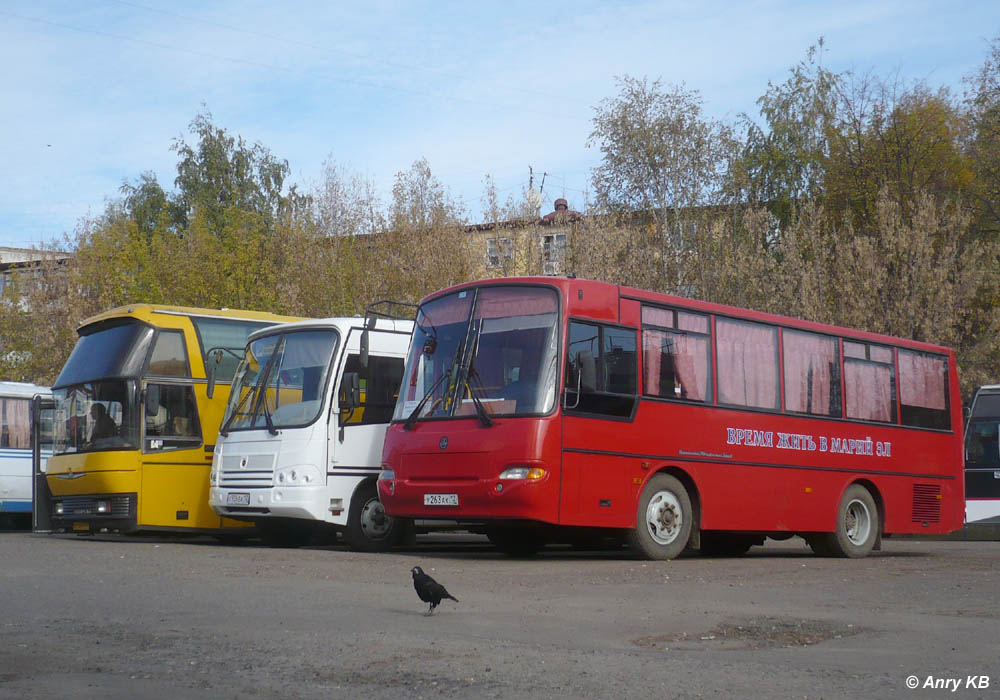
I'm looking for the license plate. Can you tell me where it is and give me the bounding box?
[424,493,459,506]
[227,493,251,506]
[72,521,89,532]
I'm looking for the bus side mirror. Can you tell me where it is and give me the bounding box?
[578,350,597,393]
[342,372,361,410]
[207,349,222,399]
[144,385,160,417]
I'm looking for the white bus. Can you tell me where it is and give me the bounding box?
[1,382,52,521]
[208,313,413,550]
[965,384,1000,525]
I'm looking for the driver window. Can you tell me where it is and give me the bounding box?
[340,354,405,426]
[145,384,202,451]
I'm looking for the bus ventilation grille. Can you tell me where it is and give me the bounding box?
[911,484,941,523]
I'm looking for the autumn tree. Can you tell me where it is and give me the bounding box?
[588,76,733,292]
[964,35,1000,238]
[731,41,840,230]
[825,79,971,228]
[171,111,309,234]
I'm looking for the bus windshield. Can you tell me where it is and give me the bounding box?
[966,391,1000,469]
[53,380,139,454]
[55,320,155,387]
[223,329,339,432]
[393,285,560,423]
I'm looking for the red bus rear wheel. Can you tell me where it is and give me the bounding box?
[812,484,879,558]
[628,474,692,560]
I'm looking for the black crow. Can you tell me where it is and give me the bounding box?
[411,566,458,615]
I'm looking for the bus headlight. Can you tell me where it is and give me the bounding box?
[95,499,111,514]
[499,466,547,481]
[54,502,64,516]
[275,465,318,486]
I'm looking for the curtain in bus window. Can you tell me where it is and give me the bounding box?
[642,330,708,402]
[473,286,558,320]
[898,351,945,410]
[716,319,779,409]
[1,398,31,448]
[845,360,894,422]
[898,350,948,429]
[783,330,839,416]
[418,291,474,327]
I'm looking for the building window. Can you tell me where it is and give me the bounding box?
[541,233,567,275]
[486,237,513,268]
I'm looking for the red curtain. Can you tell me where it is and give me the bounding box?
[898,350,946,410]
[783,330,837,415]
[643,330,709,401]
[473,287,558,320]
[845,361,893,421]
[716,320,778,409]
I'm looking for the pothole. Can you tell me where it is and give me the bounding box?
[632,616,861,651]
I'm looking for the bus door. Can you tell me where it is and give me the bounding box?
[561,320,639,527]
[31,395,55,532]
[329,333,406,482]
[140,378,218,528]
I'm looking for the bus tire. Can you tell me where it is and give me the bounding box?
[815,484,879,558]
[627,474,692,560]
[345,482,400,553]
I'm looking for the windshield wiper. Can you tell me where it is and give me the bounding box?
[221,349,280,437]
[220,380,256,437]
[259,389,278,436]
[403,340,466,431]
[403,366,452,431]
[464,365,494,428]
[249,350,281,436]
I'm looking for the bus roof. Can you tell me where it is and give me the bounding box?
[246,317,414,343]
[0,381,51,398]
[78,304,305,330]
[419,276,955,356]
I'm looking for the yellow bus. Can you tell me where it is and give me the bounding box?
[47,304,304,535]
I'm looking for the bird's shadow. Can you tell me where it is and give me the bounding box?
[387,607,456,617]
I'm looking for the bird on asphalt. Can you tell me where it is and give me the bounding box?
[411,566,459,615]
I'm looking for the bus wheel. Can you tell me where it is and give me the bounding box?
[345,482,400,553]
[628,474,692,560]
[814,484,879,558]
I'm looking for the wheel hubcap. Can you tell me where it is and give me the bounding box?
[359,497,391,540]
[844,498,872,545]
[645,490,682,545]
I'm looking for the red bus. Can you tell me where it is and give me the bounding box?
[377,277,964,559]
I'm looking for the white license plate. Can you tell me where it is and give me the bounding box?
[424,493,459,506]
[227,493,251,506]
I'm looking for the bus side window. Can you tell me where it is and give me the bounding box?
[565,321,637,418]
[341,354,406,426]
[144,384,202,450]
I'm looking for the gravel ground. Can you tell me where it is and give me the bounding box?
[0,531,998,699]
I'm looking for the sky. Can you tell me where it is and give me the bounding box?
[1,0,998,249]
